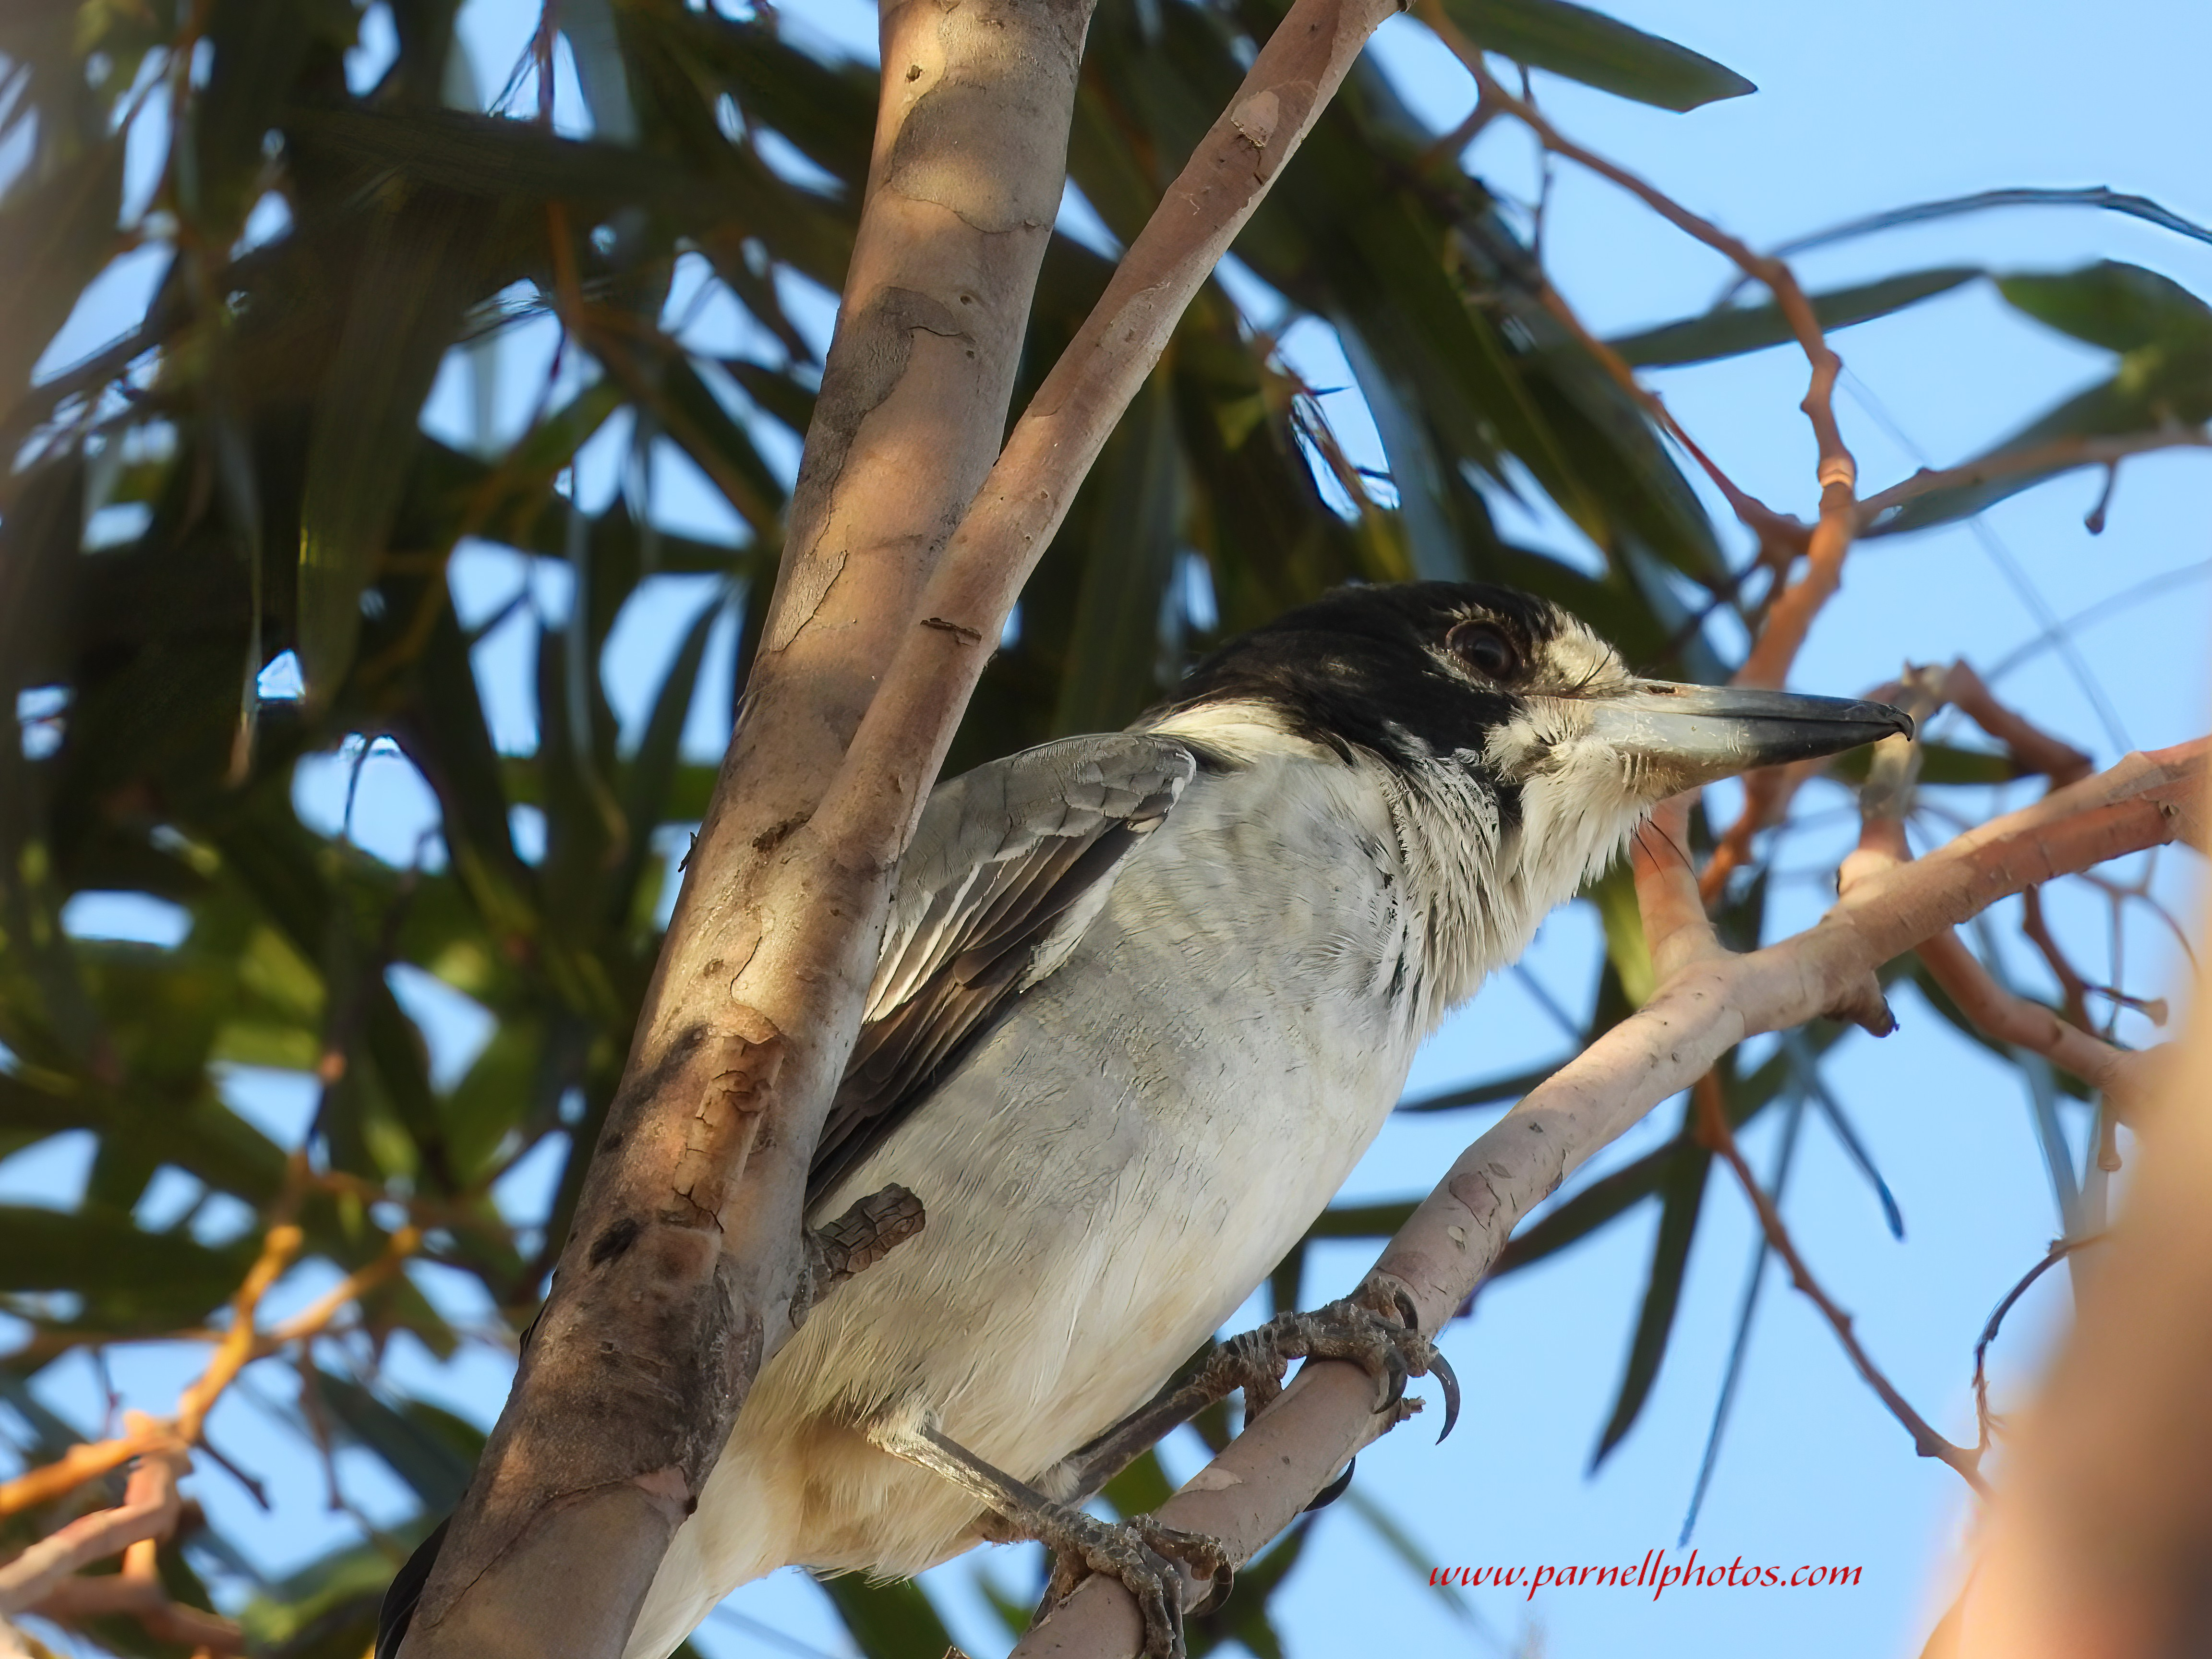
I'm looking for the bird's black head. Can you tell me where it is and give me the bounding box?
[1159,579,1909,866]
[1164,582,1578,768]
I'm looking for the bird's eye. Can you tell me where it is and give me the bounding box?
[1447,619,1521,681]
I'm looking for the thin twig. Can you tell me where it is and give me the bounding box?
[0,1421,185,1613]
[0,1168,421,1520]
[1839,686,2158,1122]
[2021,887,2094,1031]
[1693,1079,1990,1495]
[0,1414,248,1654]
[1972,1234,2107,1456]
[1943,660,2093,786]
[1530,283,1801,551]
[1413,89,1499,173]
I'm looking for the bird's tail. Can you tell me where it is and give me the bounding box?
[621,1446,790,1659]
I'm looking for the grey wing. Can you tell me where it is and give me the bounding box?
[805,733,1197,1209]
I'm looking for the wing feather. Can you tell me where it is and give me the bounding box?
[807,733,1196,1207]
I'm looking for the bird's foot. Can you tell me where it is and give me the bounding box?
[1016,1500,1232,1659]
[1209,1287,1460,1439]
[866,1415,1229,1659]
[1046,1289,1461,1515]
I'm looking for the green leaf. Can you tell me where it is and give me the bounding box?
[1591,1126,1710,1465]
[1827,737,2026,788]
[719,359,819,435]
[1268,1235,1307,1318]
[0,1204,256,1323]
[305,1368,480,1510]
[0,1364,98,1464]
[1608,267,1982,367]
[1308,1200,1419,1238]
[1765,187,2212,265]
[1054,370,1183,735]
[1193,1517,1312,1658]
[285,105,710,209]
[393,601,538,946]
[442,1018,542,1181]
[642,351,786,535]
[1491,1140,1670,1274]
[1101,1445,1175,1518]
[296,186,496,699]
[1518,334,1728,583]
[241,1519,442,1659]
[1996,260,2212,354]
[1343,1488,1484,1625]
[816,1575,959,1659]
[0,137,128,407]
[191,0,322,238]
[1869,264,2212,534]
[1397,1058,1562,1112]
[1872,367,2212,535]
[499,379,630,495]
[656,7,878,191]
[1435,0,1755,112]
[611,587,725,928]
[1587,861,1654,1008]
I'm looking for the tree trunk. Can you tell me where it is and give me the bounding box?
[397,4,1094,1651]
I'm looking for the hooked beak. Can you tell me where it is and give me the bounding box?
[1582,680,1913,794]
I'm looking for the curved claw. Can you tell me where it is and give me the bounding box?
[1392,1287,1420,1331]
[1376,1347,1408,1414]
[1304,1455,1357,1513]
[1189,1552,1236,1617]
[1431,1346,1462,1443]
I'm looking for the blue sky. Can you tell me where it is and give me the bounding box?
[9,2,2212,1657]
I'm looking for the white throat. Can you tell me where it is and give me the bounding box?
[1147,699,1651,1034]
[1383,738,1650,1024]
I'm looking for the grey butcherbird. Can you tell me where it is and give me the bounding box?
[381,581,1908,1659]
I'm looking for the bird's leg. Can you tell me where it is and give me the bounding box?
[863,1416,1231,1659]
[1052,1285,1460,1503]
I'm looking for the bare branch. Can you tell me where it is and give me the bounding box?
[2020,888,2095,1030]
[0,1416,246,1656]
[1941,661,2093,786]
[0,1423,186,1615]
[1835,670,2152,1121]
[0,1192,311,1521]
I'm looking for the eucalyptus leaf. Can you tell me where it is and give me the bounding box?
[1591,1129,1711,1465]
[1996,260,2212,354]
[1609,267,1982,368]
[1436,0,1755,111]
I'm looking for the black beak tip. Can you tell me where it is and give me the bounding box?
[1874,701,1914,741]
